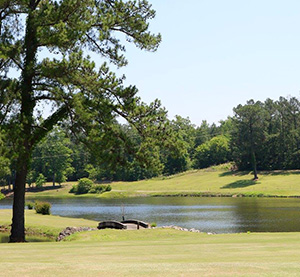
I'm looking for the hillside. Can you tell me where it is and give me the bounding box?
[20,165,300,199]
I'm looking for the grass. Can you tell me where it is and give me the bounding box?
[1,214,300,276]
[1,210,300,276]
[0,209,98,239]
[20,164,300,199]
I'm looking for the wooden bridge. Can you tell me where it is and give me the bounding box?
[97,219,149,230]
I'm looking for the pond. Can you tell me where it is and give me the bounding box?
[1,197,300,233]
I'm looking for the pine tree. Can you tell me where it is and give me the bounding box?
[0,0,161,242]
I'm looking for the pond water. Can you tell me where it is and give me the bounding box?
[1,197,300,233]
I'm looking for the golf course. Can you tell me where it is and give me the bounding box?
[1,210,300,276]
[2,167,300,276]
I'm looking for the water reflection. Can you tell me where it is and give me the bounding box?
[1,197,300,233]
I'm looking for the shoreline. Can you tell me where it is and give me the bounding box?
[3,190,300,200]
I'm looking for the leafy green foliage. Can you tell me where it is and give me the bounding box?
[72,178,94,195]
[26,202,34,210]
[69,178,111,194]
[194,135,230,169]
[34,201,51,215]
[69,185,78,194]
[31,127,74,185]
[231,97,300,175]
[231,100,267,179]
[35,174,46,188]
[0,132,10,187]
[88,184,112,194]
[26,171,35,188]
[1,0,162,241]
[0,193,4,201]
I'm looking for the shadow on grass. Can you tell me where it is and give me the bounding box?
[219,171,250,177]
[26,185,62,193]
[260,170,300,176]
[221,180,258,189]
[220,170,300,178]
[1,185,63,196]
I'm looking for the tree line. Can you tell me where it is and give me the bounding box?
[1,95,299,186]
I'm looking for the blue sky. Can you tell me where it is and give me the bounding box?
[114,0,300,125]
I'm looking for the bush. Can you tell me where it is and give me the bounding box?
[35,173,46,188]
[26,202,34,210]
[75,178,93,195]
[0,192,4,201]
[88,184,112,194]
[150,222,157,228]
[105,185,112,192]
[34,201,51,215]
[69,185,78,194]
[69,179,111,195]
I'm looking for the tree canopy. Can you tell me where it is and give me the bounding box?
[0,0,161,242]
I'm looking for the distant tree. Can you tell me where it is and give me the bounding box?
[0,132,10,187]
[35,173,46,188]
[231,100,267,179]
[193,135,230,169]
[32,128,74,186]
[161,116,194,175]
[68,142,90,181]
[276,97,300,168]
[170,116,196,152]
[195,120,212,147]
[218,117,233,137]
[261,97,300,170]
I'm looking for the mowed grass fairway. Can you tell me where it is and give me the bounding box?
[1,210,300,276]
[1,230,300,276]
[24,165,300,199]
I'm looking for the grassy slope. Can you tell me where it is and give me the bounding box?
[24,165,300,199]
[0,209,98,238]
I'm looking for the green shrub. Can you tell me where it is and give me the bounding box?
[69,185,78,194]
[75,178,93,195]
[26,202,34,210]
[88,187,97,194]
[35,173,46,188]
[0,192,4,200]
[69,179,111,195]
[105,185,112,192]
[34,201,51,215]
[150,222,157,228]
[88,184,112,194]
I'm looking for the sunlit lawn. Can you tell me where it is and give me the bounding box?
[1,210,300,276]
[0,209,97,239]
[1,228,300,276]
[21,165,300,199]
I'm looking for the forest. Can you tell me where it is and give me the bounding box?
[1,95,299,187]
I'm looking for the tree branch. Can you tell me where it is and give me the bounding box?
[30,105,69,146]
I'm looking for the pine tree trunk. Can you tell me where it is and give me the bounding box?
[9,5,37,242]
[251,150,258,180]
[10,161,28,242]
[250,122,258,180]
